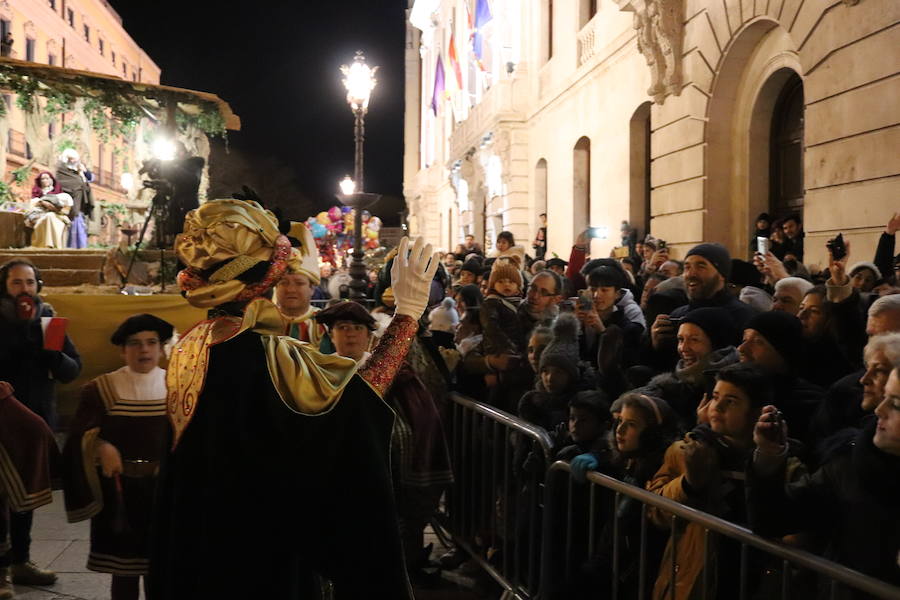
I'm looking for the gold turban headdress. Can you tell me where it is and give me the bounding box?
[174,199,301,308]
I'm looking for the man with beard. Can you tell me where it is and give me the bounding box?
[0,259,81,588]
[737,311,824,446]
[647,243,757,371]
[519,270,563,338]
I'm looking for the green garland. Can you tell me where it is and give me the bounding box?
[0,66,230,139]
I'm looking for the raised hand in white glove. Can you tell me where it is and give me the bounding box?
[391,237,440,320]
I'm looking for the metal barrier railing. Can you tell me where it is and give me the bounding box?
[434,393,554,600]
[542,460,900,600]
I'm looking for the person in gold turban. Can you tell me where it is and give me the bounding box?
[148,199,437,600]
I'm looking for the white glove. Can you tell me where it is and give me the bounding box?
[391,237,439,320]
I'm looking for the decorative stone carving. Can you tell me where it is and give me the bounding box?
[23,21,35,37]
[0,1,11,21]
[617,0,684,103]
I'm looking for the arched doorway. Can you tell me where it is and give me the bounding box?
[769,73,804,219]
[705,20,802,255]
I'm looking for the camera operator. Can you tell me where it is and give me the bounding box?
[139,142,204,247]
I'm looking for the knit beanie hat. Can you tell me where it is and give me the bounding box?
[681,307,739,350]
[460,257,483,277]
[744,311,804,368]
[487,259,523,292]
[569,390,611,423]
[686,243,732,280]
[730,259,762,287]
[848,261,882,281]
[756,212,771,223]
[539,313,580,381]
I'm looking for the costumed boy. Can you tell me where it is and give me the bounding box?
[147,199,438,600]
[62,314,173,600]
[315,302,454,577]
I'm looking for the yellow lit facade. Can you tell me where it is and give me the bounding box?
[403,0,900,266]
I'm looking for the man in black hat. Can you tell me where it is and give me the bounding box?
[315,302,453,582]
[737,311,823,444]
[647,243,758,371]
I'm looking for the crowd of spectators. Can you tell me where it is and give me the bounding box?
[426,214,900,597]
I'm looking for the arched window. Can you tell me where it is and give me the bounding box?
[579,0,599,29]
[535,158,548,218]
[769,73,804,218]
[573,137,591,237]
[542,0,554,63]
[629,102,652,239]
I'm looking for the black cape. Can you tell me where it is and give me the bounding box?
[148,329,412,599]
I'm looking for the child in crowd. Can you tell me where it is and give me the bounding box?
[480,259,529,410]
[526,325,553,377]
[427,296,459,349]
[518,313,583,432]
[646,362,777,600]
[567,392,680,599]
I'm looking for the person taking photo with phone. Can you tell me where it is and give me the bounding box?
[644,243,757,372]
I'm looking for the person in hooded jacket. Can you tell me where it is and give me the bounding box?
[565,392,681,600]
[641,307,741,429]
[747,359,900,596]
[647,363,781,600]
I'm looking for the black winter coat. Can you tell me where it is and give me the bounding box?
[747,419,900,595]
[0,296,81,429]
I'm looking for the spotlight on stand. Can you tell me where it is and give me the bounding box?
[151,137,176,161]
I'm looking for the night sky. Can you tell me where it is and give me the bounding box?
[108,1,408,223]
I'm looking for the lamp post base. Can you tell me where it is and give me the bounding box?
[336,192,381,304]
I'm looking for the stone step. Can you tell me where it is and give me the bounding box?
[41,268,102,286]
[0,252,107,270]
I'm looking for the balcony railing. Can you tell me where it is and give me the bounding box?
[577,13,602,67]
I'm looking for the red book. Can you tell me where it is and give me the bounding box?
[40,317,68,351]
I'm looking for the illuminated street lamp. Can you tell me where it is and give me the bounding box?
[339,51,380,301]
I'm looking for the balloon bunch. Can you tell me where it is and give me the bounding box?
[304,205,384,266]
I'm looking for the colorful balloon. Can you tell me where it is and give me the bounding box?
[311,222,327,238]
[316,211,330,225]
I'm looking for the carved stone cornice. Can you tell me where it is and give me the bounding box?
[615,0,684,104]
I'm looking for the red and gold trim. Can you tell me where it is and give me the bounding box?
[358,314,418,397]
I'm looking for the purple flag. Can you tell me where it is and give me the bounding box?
[473,0,492,61]
[431,54,445,116]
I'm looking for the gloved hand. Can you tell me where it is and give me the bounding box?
[391,237,439,320]
[570,453,599,484]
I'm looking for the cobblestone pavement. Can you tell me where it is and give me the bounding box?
[15,491,494,599]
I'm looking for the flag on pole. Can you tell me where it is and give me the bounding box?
[448,31,464,89]
[431,54,445,116]
[472,0,492,63]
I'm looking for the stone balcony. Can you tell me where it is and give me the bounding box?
[448,71,528,160]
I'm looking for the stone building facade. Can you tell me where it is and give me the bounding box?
[0,0,161,243]
[403,0,899,266]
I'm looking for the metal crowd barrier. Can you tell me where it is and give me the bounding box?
[434,393,555,600]
[541,460,900,600]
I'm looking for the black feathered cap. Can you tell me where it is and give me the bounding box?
[313,301,377,331]
[110,313,174,346]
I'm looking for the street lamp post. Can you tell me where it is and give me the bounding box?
[338,51,379,302]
